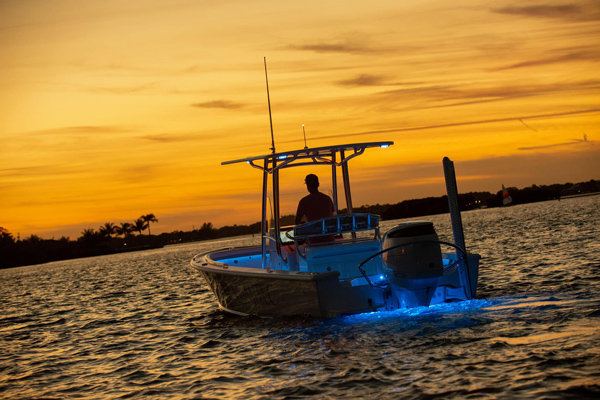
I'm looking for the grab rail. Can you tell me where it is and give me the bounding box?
[293,213,380,239]
[292,213,381,259]
[357,240,470,289]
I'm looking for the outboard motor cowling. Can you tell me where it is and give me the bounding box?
[382,222,443,307]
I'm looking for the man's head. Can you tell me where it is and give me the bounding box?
[305,174,319,191]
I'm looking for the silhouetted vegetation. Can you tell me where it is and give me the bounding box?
[1,180,598,269]
[374,180,599,220]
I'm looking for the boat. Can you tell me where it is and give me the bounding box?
[190,142,481,318]
[502,184,513,206]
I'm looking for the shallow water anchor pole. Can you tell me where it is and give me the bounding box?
[443,157,474,300]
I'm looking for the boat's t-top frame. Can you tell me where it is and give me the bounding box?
[222,141,394,266]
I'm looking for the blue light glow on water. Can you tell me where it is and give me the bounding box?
[341,298,496,324]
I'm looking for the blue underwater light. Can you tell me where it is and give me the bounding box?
[341,298,494,324]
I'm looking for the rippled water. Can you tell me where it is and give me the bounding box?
[1,196,599,399]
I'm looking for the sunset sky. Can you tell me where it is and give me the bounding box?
[1,0,599,239]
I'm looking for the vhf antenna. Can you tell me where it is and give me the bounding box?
[264,57,276,154]
[302,124,308,149]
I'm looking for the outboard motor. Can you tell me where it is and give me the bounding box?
[382,222,443,307]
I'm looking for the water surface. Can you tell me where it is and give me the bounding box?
[1,196,599,399]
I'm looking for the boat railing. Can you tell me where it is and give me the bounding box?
[293,213,380,258]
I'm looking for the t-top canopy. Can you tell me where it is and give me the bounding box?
[222,141,393,172]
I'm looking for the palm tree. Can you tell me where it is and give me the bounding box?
[115,222,133,238]
[81,228,96,238]
[79,228,100,246]
[99,222,116,238]
[0,227,14,244]
[199,222,216,240]
[141,214,158,236]
[133,218,146,235]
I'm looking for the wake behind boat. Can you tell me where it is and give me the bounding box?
[190,142,480,317]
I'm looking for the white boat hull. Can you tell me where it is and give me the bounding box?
[191,245,480,318]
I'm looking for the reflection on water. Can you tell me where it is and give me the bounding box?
[1,196,599,399]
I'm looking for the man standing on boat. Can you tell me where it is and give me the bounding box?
[295,174,335,225]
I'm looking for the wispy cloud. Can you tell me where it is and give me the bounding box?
[377,79,600,109]
[86,82,158,94]
[0,163,93,178]
[191,100,245,110]
[278,109,600,143]
[26,126,134,136]
[291,42,372,54]
[139,133,197,143]
[288,35,389,55]
[494,48,600,71]
[337,74,425,88]
[493,4,582,19]
[518,135,596,150]
[492,2,600,22]
[337,74,388,87]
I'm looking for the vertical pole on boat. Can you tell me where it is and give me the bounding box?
[261,159,269,269]
[263,58,281,263]
[264,57,276,154]
[443,157,473,299]
[331,152,339,213]
[272,157,282,258]
[340,149,356,238]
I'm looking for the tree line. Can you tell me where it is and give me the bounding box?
[0,215,263,269]
[1,180,598,269]
[1,214,160,269]
[79,214,159,244]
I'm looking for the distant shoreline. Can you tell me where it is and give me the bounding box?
[2,180,599,270]
[560,191,600,199]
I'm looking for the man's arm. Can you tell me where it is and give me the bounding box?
[295,199,305,225]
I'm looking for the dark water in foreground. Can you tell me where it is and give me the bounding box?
[1,196,599,399]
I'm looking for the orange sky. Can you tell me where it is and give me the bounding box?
[1,0,599,239]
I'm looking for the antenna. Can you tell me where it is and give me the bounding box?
[264,57,276,154]
[302,124,308,149]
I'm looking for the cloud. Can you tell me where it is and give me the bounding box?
[337,74,425,88]
[492,2,600,22]
[191,100,245,109]
[493,4,582,19]
[277,108,600,143]
[376,79,600,109]
[26,125,134,136]
[337,74,388,87]
[494,49,600,71]
[288,36,387,55]
[87,82,158,94]
[139,134,193,143]
[0,164,65,177]
[0,163,96,183]
[518,135,597,150]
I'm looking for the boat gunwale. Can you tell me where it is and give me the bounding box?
[192,258,342,282]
